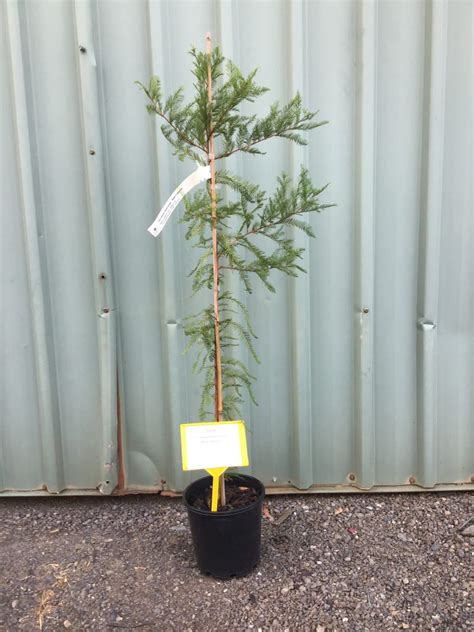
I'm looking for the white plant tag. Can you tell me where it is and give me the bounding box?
[148,164,211,237]
[180,421,249,471]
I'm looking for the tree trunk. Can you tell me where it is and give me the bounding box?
[206,33,226,506]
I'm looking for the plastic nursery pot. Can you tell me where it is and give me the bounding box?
[184,474,265,579]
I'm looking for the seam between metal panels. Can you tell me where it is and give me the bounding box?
[288,0,313,489]
[354,0,377,489]
[73,0,118,495]
[146,0,187,489]
[5,0,65,493]
[93,0,129,490]
[0,3,7,490]
[416,0,448,488]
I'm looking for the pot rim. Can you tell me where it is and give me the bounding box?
[184,473,265,518]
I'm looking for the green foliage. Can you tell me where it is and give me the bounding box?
[139,45,333,420]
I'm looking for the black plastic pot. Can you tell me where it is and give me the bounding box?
[184,474,265,579]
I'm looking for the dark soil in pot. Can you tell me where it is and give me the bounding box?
[184,474,264,579]
[188,476,259,511]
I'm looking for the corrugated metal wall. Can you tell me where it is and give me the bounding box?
[1,0,473,495]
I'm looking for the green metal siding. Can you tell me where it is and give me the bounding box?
[1,0,472,495]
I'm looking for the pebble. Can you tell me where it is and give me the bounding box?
[63,621,72,629]
[11,600,18,609]
[461,524,474,537]
[1,490,471,630]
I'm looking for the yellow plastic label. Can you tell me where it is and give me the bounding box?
[180,420,249,472]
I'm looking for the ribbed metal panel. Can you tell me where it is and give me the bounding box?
[1,0,472,495]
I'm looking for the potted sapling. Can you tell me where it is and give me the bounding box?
[138,35,332,578]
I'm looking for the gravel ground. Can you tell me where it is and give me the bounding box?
[0,491,472,631]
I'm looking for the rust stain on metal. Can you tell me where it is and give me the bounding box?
[161,490,181,498]
[119,487,161,495]
[113,369,126,495]
[3,481,473,497]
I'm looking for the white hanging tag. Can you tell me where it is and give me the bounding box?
[147,164,211,237]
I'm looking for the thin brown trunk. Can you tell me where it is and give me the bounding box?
[206,33,226,506]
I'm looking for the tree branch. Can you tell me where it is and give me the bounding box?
[216,133,280,160]
[216,125,312,160]
[152,106,206,154]
[228,210,311,246]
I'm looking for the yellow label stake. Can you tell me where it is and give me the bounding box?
[206,467,227,511]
